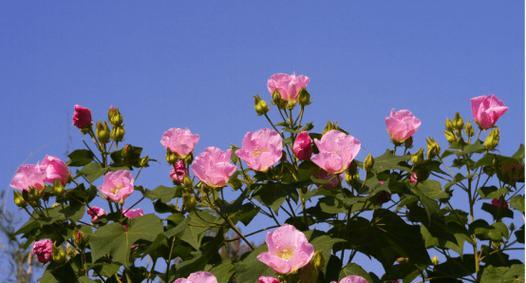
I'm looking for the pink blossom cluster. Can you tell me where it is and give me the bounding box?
[10,155,70,191]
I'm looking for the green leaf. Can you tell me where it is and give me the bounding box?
[89,214,163,265]
[68,149,94,166]
[78,162,104,183]
[209,261,235,283]
[373,150,411,172]
[144,185,180,203]
[480,264,524,282]
[482,203,514,220]
[509,195,525,213]
[235,244,272,283]
[416,180,449,200]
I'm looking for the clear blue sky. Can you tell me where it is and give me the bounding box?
[0,0,523,279]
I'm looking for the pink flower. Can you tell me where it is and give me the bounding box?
[40,155,70,185]
[330,275,368,283]
[160,128,200,158]
[258,276,280,283]
[72,104,92,129]
[10,164,46,191]
[191,147,237,188]
[311,130,361,174]
[409,172,418,185]
[99,170,135,203]
[293,131,313,161]
[471,94,508,129]
[267,73,310,103]
[173,271,218,283]
[236,128,283,172]
[32,239,53,264]
[123,208,144,219]
[170,160,187,184]
[87,206,106,222]
[257,224,315,274]
[385,109,422,143]
[491,198,508,209]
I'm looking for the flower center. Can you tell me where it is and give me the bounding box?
[252,147,268,157]
[111,184,123,195]
[277,248,293,260]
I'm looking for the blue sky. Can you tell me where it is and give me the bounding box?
[0,0,523,279]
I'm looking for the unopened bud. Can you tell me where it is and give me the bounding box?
[53,247,66,263]
[108,107,123,126]
[445,118,454,131]
[53,182,64,195]
[484,128,500,150]
[110,126,125,142]
[363,154,374,171]
[166,150,177,164]
[183,176,193,188]
[426,137,440,159]
[444,130,456,143]
[411,148,424,165]
[272,91,287,109]
[465,121,474,138]
[183,193,197,210]
[253,95,269,116]
[139,156,149,167]
[298,89,311,107]
[453,112,464,130]
[431,256,439,266]
[13,193,26,207]
[96,121,110,144]
[73,230,85,246]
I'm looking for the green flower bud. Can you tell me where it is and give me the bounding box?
[465,121,474,138]
[431,255,439,266]
[298,89,311,107]
[139,156,149,167]
[411,148,424,165]
[183,176,193,188]
[363,153,374,171]
[426,137,440,159]
[444,130,456,144]
[166,150,177,165]
[96,121,110,144]
[13,192,26,207]
[53,247,66,263]
[312,252,324,270]
[183,193,197,210]
[108,107,123,126]
[110,126,125,142]
[253,95,269,116]
[445,118,454,131]
[484,128,500,150]
[453,112,464,130]
[272,91,287,109]
[53,181,64,195]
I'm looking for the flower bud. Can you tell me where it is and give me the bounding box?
[96,121,110,144]
[411,148,424,165]
[253,95,269,116]
[298,89,311,107]
[53,181,64,195]
[170,160,187,185]
[444,130,456,144]
[445,118,454,131]
[53,247,66,263]
[465,121,474,138]
[166,150,177,164]
[453,112,464,130]
[483,128,500,150]
[72,105,92,129]
[111,126,125,142]
[363,153,374,171]
[272,91,287,109]
[183,193,197,210]
[431,256,439,266]
[108,107,123,126]
[183,176,193,188]
[13,192,26,207]
[73,230,85,246]
[293,131,313,160]
[426,137,440,159]
[139,156,149,167]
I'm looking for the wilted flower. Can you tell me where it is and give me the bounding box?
[170,160,187,184]
[293,131,313,161]
[409,172,418,185]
